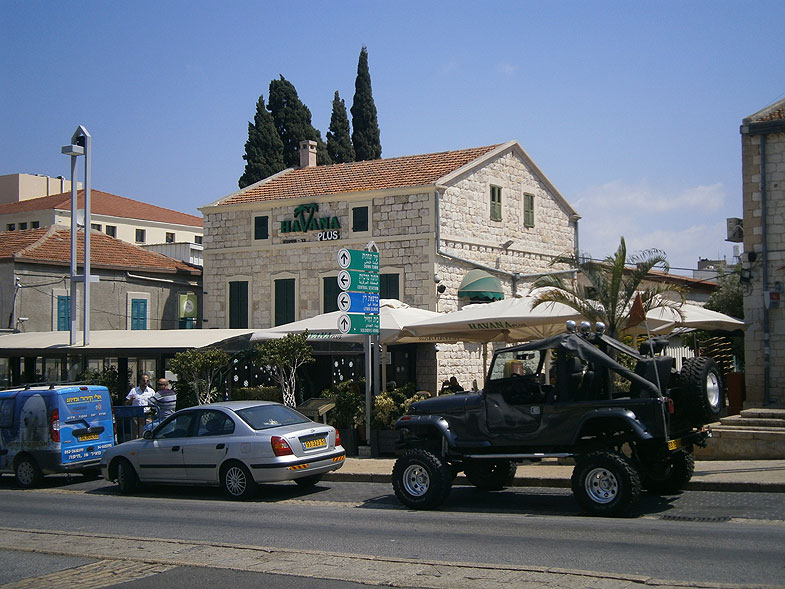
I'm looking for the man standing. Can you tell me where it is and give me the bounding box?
[150,378,177,421]
[126,374,154,437]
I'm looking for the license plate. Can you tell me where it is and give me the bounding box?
[667,438,682,450]
[302,437,326,450]
[78,433,100,442]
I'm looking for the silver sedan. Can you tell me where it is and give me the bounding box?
[100,400,345,499]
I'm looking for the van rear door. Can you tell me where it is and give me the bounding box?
[57,386,114,468]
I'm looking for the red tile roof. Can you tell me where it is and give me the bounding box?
[0,190,203,227]
[0,227,200,275]
[219,144,502,205]
[753,106,785,122]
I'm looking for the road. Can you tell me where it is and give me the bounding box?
[1,475,784,588]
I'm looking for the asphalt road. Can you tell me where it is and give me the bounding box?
[1,475,784,587]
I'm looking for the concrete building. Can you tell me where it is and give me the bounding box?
[740,97,785,408]
[201,140,579,393]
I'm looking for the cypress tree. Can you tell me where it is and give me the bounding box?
[326,91,355,164]
[238,95,285,188]
[350,46,382,161]
[268,76,332,167]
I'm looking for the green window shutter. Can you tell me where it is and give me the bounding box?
[524,194,535,228]
[131,298,147,330]
[229,281,248,328]
[57,295,70,331]
[352,206,368,232]
[274,279,295,326]
[490,186,502,221]
[254,216,269,240]
[380,274,400,300]
[323,277,339,313]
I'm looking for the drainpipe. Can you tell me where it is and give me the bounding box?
[433,187,576,295]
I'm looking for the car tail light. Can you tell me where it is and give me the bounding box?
[334,429,342,448]
[271,436,293,456]
[49,409,60,442]
[667,397,675,414]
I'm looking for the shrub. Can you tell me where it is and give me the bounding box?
[320,379,365,429]
[371,382,423,429]
[231,386,282,402]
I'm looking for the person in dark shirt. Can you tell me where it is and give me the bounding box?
[150,378,177,421]
[448,377,464,392]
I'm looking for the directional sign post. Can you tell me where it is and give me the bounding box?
[337,291,380,314]
[336,249,380,336]
[338,248,379,272]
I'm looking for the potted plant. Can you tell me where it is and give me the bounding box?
[370,383,422,457]
[320,379,365,456]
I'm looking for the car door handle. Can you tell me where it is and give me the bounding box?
[215,443,225,449]
[172,446,180,451]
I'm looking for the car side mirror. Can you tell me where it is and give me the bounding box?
[143,430,153,440]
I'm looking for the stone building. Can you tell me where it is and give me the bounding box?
[741,97,785,408]
[200,140,579,393]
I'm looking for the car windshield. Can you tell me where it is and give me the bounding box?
[235,405,310,430]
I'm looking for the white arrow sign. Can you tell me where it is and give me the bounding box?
[337,291,352,312]
[337,313,352,334]
[337,270,351,291]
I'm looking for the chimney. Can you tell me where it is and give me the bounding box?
[299,140,317,168]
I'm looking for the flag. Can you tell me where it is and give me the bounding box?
[628,293,647,328]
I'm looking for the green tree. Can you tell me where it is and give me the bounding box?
[326,91,355,164]
[168,348,230,405]
[254,332,315,408]
[350,46,381,161]
[238,95,285,188]
[268,76,332,168]
[531,237,683,338]
[705,267,744,319]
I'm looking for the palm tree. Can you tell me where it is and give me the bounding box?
[531,237,683,339]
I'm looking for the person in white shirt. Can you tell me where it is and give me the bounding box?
[126,374,155,437]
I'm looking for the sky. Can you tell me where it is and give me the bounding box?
[3,1,784,275]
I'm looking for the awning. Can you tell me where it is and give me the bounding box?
[457,269,504,302]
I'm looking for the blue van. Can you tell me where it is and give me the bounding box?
[0,385,115,488]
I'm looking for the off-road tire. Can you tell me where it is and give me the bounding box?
[294,474,323,488]
[392,448,453,510]
[464,460,517,491]
[571,450,641,517]
[221,461,257,500]
[681,357,725,424]
[115,458,139,494]
[14,456,42,489]
[642,450,695,494]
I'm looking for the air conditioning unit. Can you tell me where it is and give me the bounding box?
[726,217,743,243]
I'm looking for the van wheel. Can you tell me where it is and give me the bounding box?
[115,459,139,494]
[15,457,42,489]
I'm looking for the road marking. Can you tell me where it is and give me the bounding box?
[1,559,174,589]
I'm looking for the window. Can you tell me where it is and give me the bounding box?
[380,273,400,300]
[131,298,147,330]
[135,229,146,243]
[274,278,295,326]
[352,206,368,232]
[91,223,102,231]
[490,186,502,221]
[228,281,248,328]
[156,413,196,439]
[7,224,15,231]
[166,232,175,243]
[254,216,269,240]
[105,225,117,238]
[57,295,70,331]
[323,277,339,313]
[31,221,40,229]
[194,235,203,244]
[19,222,27,230]
[524,193,535,228]
[195,410,235,437]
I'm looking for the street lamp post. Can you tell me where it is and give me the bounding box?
[61,125,98,347]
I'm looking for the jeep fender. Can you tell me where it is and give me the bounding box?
[395,414,456,451]
[572,408,653,445]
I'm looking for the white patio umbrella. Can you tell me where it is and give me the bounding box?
[646,304,746,334]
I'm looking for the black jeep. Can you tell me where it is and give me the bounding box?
[391,321,723,516]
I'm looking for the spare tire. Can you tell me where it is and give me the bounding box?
[680,357,724,424]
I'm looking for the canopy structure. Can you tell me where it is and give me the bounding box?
[457,269,504,302]
[646,304,746,334]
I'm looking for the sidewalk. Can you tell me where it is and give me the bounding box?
[325,457,785,492]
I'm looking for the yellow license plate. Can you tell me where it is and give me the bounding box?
[303,437,326,450]
[78,433,100,442]
[667,438,682,450]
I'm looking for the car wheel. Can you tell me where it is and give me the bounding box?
[571,451,641,517]
[680,357,725,424]
[464,460,517,491]
[294,474,323,488]
[221,462,257,500]
[642,450,695,494]
[392,448,453,510]
[115,458,139,494]
[15,456,42,489]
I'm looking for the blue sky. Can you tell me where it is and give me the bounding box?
[2,1,784,273]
